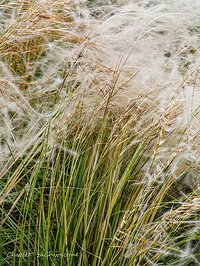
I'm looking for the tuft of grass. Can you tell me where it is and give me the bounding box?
[1,101,199,265]
[0,1,199,265]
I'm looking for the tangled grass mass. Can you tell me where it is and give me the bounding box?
[0,0,200,265]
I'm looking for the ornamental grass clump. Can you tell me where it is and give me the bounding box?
[0,0,199,265]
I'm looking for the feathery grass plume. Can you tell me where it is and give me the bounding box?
[0,0,199,265]
[0,0,90,166]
